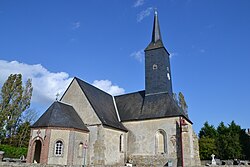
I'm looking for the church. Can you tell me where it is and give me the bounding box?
[26,11,200,167]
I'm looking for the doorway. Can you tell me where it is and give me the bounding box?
[33,140,42,163]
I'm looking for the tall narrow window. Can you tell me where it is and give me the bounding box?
[78,143,83,157]
[119,134,124,152]
[156,130,166,154]
[55,140,63,156]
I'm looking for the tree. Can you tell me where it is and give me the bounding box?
[0,74,33,143]
[17,109,38,147]
[227,121,242,159]
[14,121,31,147]
[240,129,250,160]
[199,121,217,139]
[199,121,250,160]
[199,137,217,160]
[178,92,188,115]
[198,122,218,159]
[216,121,242,159]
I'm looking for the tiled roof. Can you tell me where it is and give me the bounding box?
[32,101,89,132]
[75,78,128,132]
[115,91,191,123]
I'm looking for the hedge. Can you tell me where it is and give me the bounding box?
[0,144,28,158]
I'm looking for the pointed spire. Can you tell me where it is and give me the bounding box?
[145,9,165,51]
[151,9,162,43]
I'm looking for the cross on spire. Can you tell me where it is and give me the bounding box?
[56,93,60,101]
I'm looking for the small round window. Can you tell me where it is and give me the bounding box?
[153,64,158,70]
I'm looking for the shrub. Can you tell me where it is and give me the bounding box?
[0,144,28,158]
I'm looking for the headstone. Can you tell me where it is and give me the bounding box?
[126,163,133,167]
[233,159,240,165]
[167,160,173,167]
[211,154,216,165]
[0,151,4,162]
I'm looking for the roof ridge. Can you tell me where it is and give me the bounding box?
[75,77,128,132]
[112,96,121,122]
[75,77,113,97]
[115,90,145,97]
[47,101,57,127]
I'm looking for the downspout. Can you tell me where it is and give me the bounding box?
[179,116,184,167]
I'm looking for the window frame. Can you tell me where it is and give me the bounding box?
[54,140,64,157]
[155,129,167,154]
[78,142,84,157]
[119,134,124,153]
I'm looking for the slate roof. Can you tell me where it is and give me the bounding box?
[115,91,191,123]
[32,101,89,132]
[75,77,128,132]
[145,10,165,51]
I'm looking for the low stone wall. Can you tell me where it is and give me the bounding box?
[201,160,250,166]
[0,162,249,167]
[0,162,64,167]
[128,154,174,166]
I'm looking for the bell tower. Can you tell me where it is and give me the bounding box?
[145,11,173,96]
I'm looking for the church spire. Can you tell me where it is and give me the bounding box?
[145,10,165,51]
[144,10,173,95]
[152,10,162,43]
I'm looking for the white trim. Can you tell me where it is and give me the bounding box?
[57,100,72,106]
[112,96,121,122]
[145,91,168,96]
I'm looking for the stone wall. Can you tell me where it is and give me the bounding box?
[84,125,127,166]
[103,127,127,166]
[0,162,249,167]
[123,117,200,166]
[124,117,179,156]
[47,129,70,165]
[61,78,101,125]
[27,128,88,166]
[60,78,128,166]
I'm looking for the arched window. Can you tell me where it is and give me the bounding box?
[156,130,167,154]
[119,134,124,152]
[55,140,63,156]
[78,142,83,157]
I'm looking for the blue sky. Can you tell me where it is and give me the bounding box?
[0,0,250,133]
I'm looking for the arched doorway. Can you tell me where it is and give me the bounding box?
[33,140,42,163]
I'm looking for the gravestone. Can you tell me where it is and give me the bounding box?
[0,151,4,162]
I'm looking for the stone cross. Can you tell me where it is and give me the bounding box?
[211,154,216,165]
[56,93,60,101]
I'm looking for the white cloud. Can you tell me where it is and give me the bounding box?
[92,80,125,96]
[0,60,126,107]
[0,60,73,106]
[130,49,144,62]
[72,21,80,30]
[137,7,153,22]
[133,0,144,7]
